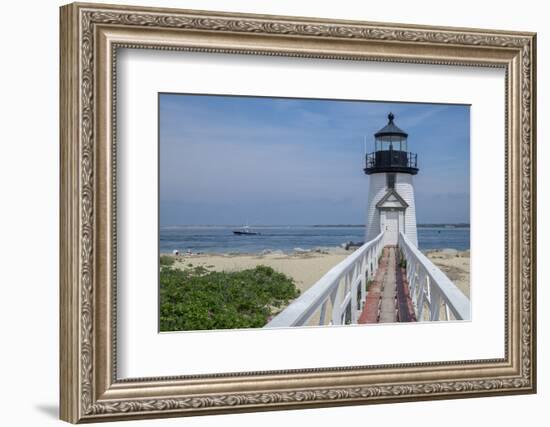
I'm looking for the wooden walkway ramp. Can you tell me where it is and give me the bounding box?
[266,232,470,328]
[358,245,416,324]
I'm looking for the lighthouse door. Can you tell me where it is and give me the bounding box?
[382,210,399,245]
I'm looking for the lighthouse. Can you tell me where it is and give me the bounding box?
[364,113,419,247]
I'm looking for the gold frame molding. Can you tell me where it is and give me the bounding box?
[60,2,537,423]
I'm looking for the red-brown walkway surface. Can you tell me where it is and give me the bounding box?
[358,245,416,324]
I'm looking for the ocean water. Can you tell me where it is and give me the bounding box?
[160,225,470,254]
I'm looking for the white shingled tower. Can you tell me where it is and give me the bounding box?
[364,113,419,247]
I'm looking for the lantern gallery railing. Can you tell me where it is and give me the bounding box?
[364,150,418,175]
[398,232,471,321]
[265,232,385,328]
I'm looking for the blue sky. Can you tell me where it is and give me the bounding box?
[159,94,470,225]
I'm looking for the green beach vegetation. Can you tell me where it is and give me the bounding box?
[159,255,175,266]
[160,262,300,331]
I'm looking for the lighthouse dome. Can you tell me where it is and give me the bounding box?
[364,112,418,176]
[374,112,408,140]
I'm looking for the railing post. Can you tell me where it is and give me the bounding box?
[407,258,416,294]
[443,303,451,321]
[345,271,352,324]
[429,285,441,321]
[367,250,372,280]
[318,300,328,326]
[412,271,423,315]
[416,285,425,321]
[351,283,358,323]
[371,259,375,279]
[358,258,364,308]
[408,258,415,298]
[360,255,367,308]
[330,283,342,326]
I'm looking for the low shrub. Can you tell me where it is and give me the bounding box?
[160,265,300,331]
[160,255,175,266]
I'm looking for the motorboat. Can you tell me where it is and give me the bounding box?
[232,225,260,235]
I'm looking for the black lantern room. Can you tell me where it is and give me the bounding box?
[364,113,419,175]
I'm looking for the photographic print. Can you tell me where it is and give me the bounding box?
[159,94,471,331]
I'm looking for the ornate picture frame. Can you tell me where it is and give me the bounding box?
[60,2,536,423]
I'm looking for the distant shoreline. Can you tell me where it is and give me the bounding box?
[160,223,470,228]
[311,224,470,228]
[161,245,470,257]
[161,246,352,257]
[160,225,470,253]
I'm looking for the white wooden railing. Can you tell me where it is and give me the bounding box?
[265,232,385,328]
[398,232,470,321]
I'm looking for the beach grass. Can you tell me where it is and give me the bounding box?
[160,264,300,331]
[159,255,175,267]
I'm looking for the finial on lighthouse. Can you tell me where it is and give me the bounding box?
[388,112,395,123]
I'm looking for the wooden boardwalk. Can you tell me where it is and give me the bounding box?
[358,245,416,324]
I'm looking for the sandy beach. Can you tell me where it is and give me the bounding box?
[163,247,470,298]
[425,249,470,298]
[167,248,351,295]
